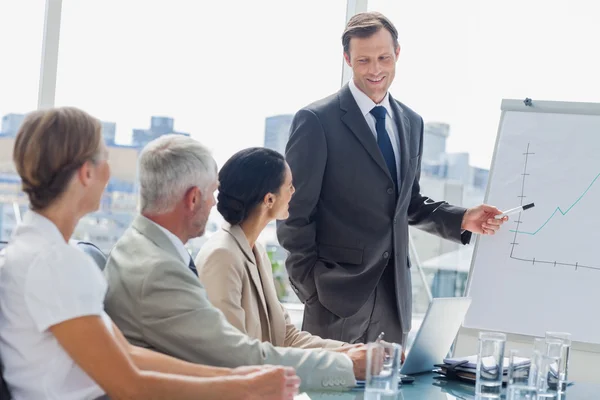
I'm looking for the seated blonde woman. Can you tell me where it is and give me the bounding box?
[0,108,298,400]
[196,148,353,350]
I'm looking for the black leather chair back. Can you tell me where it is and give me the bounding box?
[75,241,108,271]
[0,242,11,398]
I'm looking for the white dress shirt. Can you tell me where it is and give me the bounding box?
[0,211,113,400]
[348,79,401,183]
[145,216,192,266]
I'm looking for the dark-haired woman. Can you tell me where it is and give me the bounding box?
[0,108,298,400]
[196,148,355,350]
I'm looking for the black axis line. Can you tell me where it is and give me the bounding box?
[510,256,600,271]
[508,143,600,270]
[509,143,531,258]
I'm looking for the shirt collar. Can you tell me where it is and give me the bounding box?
[144,217,191,265]
[348,78,394,120]
[22,210,67,244]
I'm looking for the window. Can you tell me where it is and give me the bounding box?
[0,0,46,241]
[369,0,600,328]
[0,1,45,118]
[55,0,347,304]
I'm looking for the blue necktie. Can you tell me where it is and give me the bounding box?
[188,257,198,276]
[370,106,398,195]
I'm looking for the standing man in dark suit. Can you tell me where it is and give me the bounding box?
[277,12,507,345]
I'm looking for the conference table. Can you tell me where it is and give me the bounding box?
[305,373,599,399]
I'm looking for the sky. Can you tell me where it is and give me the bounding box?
[2,0,600,169]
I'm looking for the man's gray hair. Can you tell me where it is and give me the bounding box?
[138,134,218,214]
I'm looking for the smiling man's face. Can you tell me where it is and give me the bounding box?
[344,27,400,104]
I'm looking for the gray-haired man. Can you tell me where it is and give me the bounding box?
[103,135,367,390]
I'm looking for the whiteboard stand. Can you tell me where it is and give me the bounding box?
[454,98,600,384]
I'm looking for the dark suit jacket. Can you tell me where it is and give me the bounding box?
[276,84,471,333]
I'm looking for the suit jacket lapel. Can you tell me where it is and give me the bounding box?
[389,95,412,200]
[223,224,271,339]
[339,84,393,181]
[255,246,286,346]
[132,215,186,264]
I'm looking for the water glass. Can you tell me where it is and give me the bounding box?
[536,339,562,399]
[506,349,537,400]
[545,332,571,392]
[528,338,546,388]
[475,332,506,399]
[365,341,402,395]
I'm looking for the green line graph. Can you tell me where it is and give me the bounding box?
[510,170,600,235]
[509,143,600,271]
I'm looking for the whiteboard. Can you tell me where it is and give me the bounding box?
[465,99,600,345]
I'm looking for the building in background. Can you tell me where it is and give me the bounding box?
[422,122,489,191]
[423,122,449,163]
[101,121,117,145]
[445,152,471,185]
[472,166,490,191]
[0,113,26,138]
[409,123,492,313]
[132,116,189,148]
[0,112,121,147]
[0,112,199,251]
[264,114,293,155]
[0,134,139,248]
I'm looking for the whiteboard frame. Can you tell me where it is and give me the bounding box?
[466,98,600,301]
[457,98,600,362]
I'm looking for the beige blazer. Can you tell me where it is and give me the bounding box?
[196,224,344,349]
[103,215,355,390]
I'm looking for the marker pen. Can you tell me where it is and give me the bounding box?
[494,202,535,219]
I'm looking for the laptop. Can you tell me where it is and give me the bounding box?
[400,297,472,375]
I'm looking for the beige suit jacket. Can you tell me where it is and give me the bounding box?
[196,224,344,349]
[103,216,355,390]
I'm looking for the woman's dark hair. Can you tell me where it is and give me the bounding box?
[217,147,286,225]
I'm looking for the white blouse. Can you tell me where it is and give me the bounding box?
[0,211,113,400]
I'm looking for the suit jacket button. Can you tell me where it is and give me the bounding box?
[393,218,397,224]
[387,188,394,195]
[383,252,390,259]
